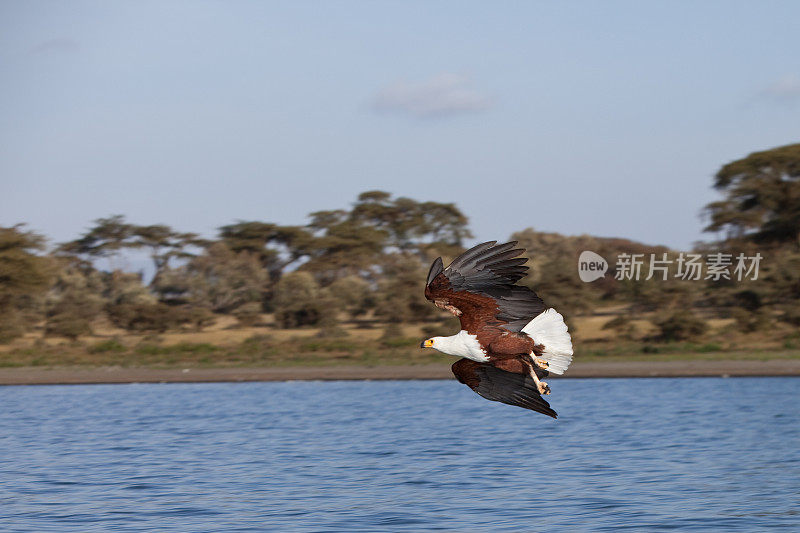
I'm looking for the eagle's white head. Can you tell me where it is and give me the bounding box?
[419,331,489,362]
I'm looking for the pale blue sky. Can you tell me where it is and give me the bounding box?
[2,0,799,251]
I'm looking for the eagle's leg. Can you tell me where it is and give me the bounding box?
[523,359,550,395]
[531,344,549,370]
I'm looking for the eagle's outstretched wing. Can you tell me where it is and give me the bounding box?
[424,241,546,333]
[451,358,557,418]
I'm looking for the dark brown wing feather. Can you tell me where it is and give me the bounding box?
[451,358,558,418]
[425,241,546,332]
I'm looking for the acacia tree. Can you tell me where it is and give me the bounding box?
[302,214,388,284]
[350,190,472,256]
[60,215,200,284]
[58,215,135,265]
[218,222,314,282]
[300,191,472,285]
[131,224,203,284]
[0,226,53,341]
[704,143,800,246]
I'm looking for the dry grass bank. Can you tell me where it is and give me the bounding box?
[0,310,798,370]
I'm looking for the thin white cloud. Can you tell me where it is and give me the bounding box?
[760,75,800,102]
[30,38,79,55]
[372,73,490,118]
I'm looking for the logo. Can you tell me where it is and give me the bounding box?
[577,251,762,282]
[578,251,608,282]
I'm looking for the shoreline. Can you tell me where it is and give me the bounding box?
[1,359,798,385]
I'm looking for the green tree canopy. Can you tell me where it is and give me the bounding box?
[301,191,472,284]
[704,143,800,246]
[350,190,472,255]
[301,218,388,284]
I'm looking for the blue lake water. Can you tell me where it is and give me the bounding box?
[0,377,798,532]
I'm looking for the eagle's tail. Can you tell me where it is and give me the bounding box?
[521,308,573,375]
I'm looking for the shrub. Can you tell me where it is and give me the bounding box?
[180,307,216,331]
[731,308,771,333]
[779,306,800,327]
[0,312,26,344]
[328,276,372,319]
[317,324,349,338]
[380,323,418,347]
[170,342,218,354]
[159,243,268,313]
[421,318,460,338]
[602,315,637,339]
[380,323,404,340]
[273,272,336,328]
[45,315,91,341]
[106,303,195,333]
[373,254,435,323]
[134,342,218,355]
[299,339,356,353]
[381,336,419,348]
[88,338,127,354]
[694,342,722,353]
[45,288,103,340]
[653,311,708,342]
[240,334,275,355]
[232,302,262,328]
[732,290,762,312]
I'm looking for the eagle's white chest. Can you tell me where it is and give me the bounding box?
[435,330,489,362]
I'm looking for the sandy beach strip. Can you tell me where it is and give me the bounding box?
[0,359,798,385]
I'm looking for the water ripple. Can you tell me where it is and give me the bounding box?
[0,377,798,531]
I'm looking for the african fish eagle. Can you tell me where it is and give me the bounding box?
[420,241,573,418]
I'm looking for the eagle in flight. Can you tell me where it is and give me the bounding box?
[421,241,573,418]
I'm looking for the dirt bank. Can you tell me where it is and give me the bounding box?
[1,359,798,385]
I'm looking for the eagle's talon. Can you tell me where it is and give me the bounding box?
[539,382,550,395]
[535,359,549,370]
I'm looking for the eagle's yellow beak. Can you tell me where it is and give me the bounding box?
[420,339,434,348]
